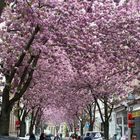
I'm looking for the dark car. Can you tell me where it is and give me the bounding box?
[84,136,92,140]
[45,134,54,140]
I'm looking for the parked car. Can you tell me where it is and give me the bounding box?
[84,131,105,140]
[19,134,39,140]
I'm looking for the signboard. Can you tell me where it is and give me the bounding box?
[127,113,134,128]
[132,110,140,118]
[85,122,90,128]
[15,120,20,128]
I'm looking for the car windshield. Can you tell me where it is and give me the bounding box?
[91,132,103,138]
[86,133,91,136]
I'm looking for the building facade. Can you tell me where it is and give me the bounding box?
[45,122,67,137]
[112,95,140,140]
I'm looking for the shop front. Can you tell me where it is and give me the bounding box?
[132,109,140,140]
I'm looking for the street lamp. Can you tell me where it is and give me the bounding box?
[127,92,135,140]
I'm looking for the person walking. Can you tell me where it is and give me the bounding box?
[39,133,46,140]
[54,134,60,140]
[77,136,81,140]
[29,133,36,140]
[60,133,62,140]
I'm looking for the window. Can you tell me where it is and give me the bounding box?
[117,117,122,124]
[124,116,127,124]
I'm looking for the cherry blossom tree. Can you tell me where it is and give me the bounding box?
[0,0,140,137]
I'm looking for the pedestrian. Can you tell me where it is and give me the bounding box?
[73,134,77,140]
[77,136,81,140]
[54,134,60,140]
[29,133,36,140]
[72,135,76,140]
[60,133,62,140]
[131,133,137,140]
[40,133,46,140]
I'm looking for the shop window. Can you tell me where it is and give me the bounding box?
[124,116,127,124]
[117,117,122,124]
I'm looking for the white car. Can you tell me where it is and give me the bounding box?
[19,134,39,140]
[18,137,29,140]
[84,131,105,140]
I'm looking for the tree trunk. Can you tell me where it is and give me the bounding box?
[35,125,40,135]
[104,97,109,140]
[29,124,34,135]
[80,121,83,136]
[29,107,40,135]
[104,121,109,140]
[73,121,76,135]
[35,121,39,135]
[95,96,113,140]
[89,105,93,131]
[68,123,73,132]
[0,84,12,136]
[89,110,93,131]
[40,121,44,133]
[19,120,26,137]
[35,111,42,135]
[74,127,76,135]
[88,103,96,131]
[0,109,11,136]
[19,109,28,137]
[89,120,93,131]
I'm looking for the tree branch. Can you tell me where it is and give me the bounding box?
[8,25,40,83]
[99,98,113,110]
[107,104,114,121]
[94,97,104,123]
[92,102,96,123]
[17,55,34,90]
[9,51,40,106]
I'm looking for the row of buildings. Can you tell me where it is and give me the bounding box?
[112,94,140,139]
